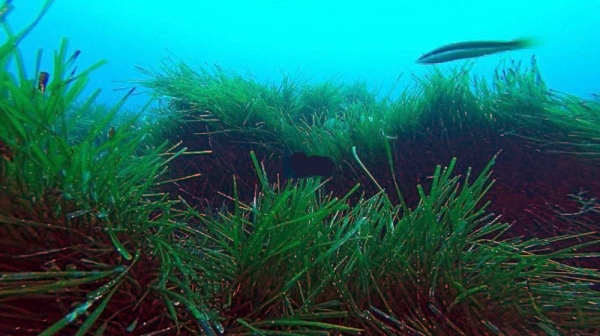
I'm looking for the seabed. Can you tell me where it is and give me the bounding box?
[1,2,599,335]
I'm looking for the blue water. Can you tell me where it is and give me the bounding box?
[7,0,600,109]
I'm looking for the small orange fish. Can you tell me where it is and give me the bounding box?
[38,71,50,93]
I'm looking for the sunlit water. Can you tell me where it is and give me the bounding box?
[7,0,600,109]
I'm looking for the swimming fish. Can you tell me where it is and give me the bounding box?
[38,71,49,93]
[416,38,536,64]
[284,152,335,178]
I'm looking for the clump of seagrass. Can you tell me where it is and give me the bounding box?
[173,150,600,334]
[143,56,600,163]
[0,3,217,334]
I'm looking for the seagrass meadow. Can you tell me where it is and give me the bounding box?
[2,2,600,335]
[144,59,600,258]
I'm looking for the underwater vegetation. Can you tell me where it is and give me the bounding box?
[1,1,600,335]
[143,53,600,231]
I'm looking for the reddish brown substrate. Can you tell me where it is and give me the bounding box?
[163,126,600,268]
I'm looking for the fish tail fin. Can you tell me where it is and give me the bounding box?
[511,37,540,49]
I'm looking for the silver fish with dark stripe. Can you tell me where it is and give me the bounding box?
[416,38,536,64]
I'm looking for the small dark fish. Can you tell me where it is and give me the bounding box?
[38,71,49,93]
[417,38,536,64]
[0,139,13,162]
[285,152,334,178]
[108,127,116,139]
